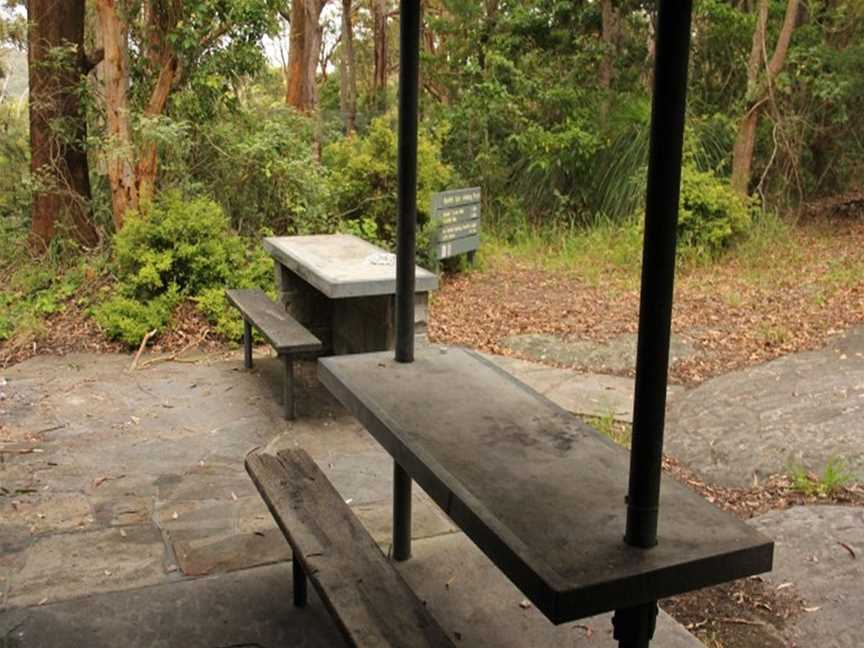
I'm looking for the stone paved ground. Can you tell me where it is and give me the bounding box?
[666,326,864,488]
[500,332,697,375]
[748,506,864,648]
[3,334,864,647]
[0,350,697,647]
[481,352,682,423]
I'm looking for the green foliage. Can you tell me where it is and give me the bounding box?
[789,457,854,497]
[585,411,632,448]
[164,103,334,236]
[677,165,755,256]
[0,100,30,221]
[93,288,180,345]
[94,192,272,345]
[0,228,99,342]
[324,116,456,263]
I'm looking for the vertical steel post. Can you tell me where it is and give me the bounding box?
[393,461,413,560]
[283,355,295,420]
[616,1,693,646]
[392,0,421,562]
[395,0,420,364]
[292,555,307,607]
[243,319,253,369]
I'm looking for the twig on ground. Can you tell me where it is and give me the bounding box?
[139,328,209,369]
[129,329,157,371]
[716,617,767,627]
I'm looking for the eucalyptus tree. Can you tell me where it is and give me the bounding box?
[26,0,100,248]
[94,0,281,230]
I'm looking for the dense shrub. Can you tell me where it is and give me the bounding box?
[172,106,336,236]
[0,101,31,222]
[323,116,456,264]
[93,192,272,345]
[678,165,755,256]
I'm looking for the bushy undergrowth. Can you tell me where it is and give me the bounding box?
[93,192,272,346]
[169,105,336,236]
[323,116,456,266]
[678,165,755,256]
[0,227,101,342]
[0,101,31,222]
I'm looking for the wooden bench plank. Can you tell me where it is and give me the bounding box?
[246,449,455,648]
[225,289,321,354]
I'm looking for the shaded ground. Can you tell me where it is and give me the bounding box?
[429,220,864,386]
[0,351,698,647]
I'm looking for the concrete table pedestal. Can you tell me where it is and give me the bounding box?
[266,234,437,355]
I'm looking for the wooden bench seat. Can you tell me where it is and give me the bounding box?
[246,448,455,648]
[225,288,321,419]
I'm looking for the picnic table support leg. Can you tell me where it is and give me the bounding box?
[282,355,295,420]
[612,602,657,648]
[292,555,308,607]
[243,319,253,369]
[392,461,412,561]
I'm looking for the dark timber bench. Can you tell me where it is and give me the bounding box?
[245,448,455,648]
[225,288,322,419]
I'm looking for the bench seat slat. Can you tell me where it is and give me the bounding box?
[225,289,320,354]
[246,449,455,648]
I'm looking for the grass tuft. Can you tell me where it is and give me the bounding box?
[788,457,854,497]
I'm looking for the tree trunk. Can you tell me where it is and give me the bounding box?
[27,0,99,249]
[371,0,388,109]
[136,51,178,205]
[599,0,617,122]
[285,0,324,111]
[731,0,800,196]
[339,0,357,133]
[95,0,137,229]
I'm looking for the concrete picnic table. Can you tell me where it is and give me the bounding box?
[263,234,438,355]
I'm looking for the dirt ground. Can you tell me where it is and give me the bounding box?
[429,219,864,387]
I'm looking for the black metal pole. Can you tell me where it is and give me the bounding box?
[615,2,693,646]
[393,461,413,560]
[392,0,421,562]
[394,0,421,364]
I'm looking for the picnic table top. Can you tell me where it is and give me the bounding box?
[318,346,774,624]
[263,234,439,299]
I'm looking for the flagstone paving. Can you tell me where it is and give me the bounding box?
[666,326,864,488]
[0,350,697,646]
[1,332,863,646]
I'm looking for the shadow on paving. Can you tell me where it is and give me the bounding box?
[0,536,699,648]
[0,349,704,646]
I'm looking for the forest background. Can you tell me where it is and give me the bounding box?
[1,0,862,351]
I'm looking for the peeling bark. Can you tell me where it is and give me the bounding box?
[95,0,137,229]
[285,0,325,111]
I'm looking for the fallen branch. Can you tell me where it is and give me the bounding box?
[139,328,209,369]
[129,329,158,371]
[717,617,767,627]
